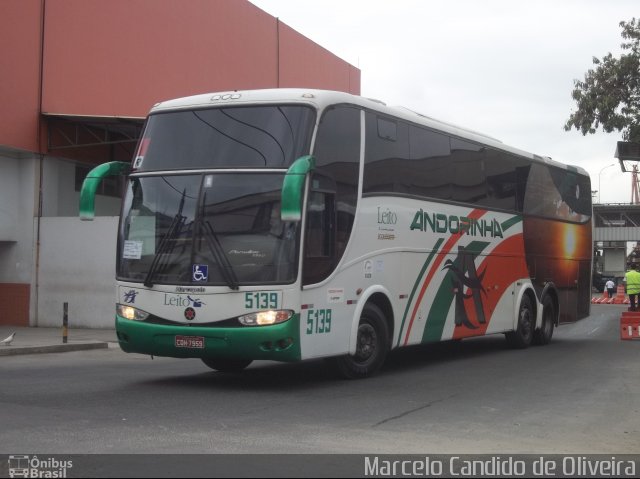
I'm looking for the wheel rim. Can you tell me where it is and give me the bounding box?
[542,304,554,337]
[543,311,552,335]
[520,306,533,339]
[354,323,377,363]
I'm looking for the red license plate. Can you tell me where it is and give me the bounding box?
[175,335,205,349]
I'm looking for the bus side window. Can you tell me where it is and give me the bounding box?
[303,178,336,285]
[305,105,360,286]
[305,191,334,258]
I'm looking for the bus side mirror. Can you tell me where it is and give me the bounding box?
[281,155,315,222]
[79,161,130,221]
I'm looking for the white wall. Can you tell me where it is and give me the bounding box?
[0,157,19,241]
[41,158,122,217]
[0,153,37,284]
[0,153,124,327]
[37,217,118,328]
[604,248,626,277]
[35,156,123,328]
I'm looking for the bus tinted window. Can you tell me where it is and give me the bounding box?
[523,163,591,222]
[361,111,590,223]
[408,126,452,199]
[363,112,410,194]
[482,149,530,212]
[549,167,592,218]
[135,106,315,171]
[450,138,486,204]
[306,106,361,285]
[378,117,397,141]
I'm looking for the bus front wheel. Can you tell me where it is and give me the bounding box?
[201,358,253,372]
[506,294,534,349]
[330,303,389,379]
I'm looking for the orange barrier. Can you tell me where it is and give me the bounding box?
[612,284,627,304]
[592,284,629,304]
[592,288,610,304]
[621,311,640,340]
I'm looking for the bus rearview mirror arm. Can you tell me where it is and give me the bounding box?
[281,155,315,222]
[79,161,130,221]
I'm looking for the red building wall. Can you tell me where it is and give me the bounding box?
[278,22,360,94]
[0,0,360,154]
[0,0,43,152]
[42,0,280,117]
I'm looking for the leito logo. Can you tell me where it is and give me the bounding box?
[377,207,397,225]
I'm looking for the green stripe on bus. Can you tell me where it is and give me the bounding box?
[422,240,491,343]
[397,238,444,347]
[501,215,522,232]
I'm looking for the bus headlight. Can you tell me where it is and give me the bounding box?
[238,310,293,326]
[117,304,150,321]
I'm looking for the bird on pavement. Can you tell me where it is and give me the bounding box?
[0,332,16,346]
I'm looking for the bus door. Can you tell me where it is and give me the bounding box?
[299,173,347,358]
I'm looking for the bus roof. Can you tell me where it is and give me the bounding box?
[150,88,588,177]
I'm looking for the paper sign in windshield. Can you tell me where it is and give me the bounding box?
[123,240,143,259]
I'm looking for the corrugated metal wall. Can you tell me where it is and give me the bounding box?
[594,227,640,242]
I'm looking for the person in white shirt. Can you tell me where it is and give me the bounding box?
[605,279,616,298]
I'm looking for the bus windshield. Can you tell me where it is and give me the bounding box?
[134,105,315,171]
[117,173,299,287]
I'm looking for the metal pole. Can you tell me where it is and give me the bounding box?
[63,302,68,344]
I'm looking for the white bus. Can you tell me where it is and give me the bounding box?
[80,89,592,378]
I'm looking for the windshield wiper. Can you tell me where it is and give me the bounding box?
[192,111,268,165]
[144,190,186,288]
[199,219,239,290]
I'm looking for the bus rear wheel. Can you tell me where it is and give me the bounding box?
[201,358,253,372]
[533,296,555,345]
[330,303,389,379]
[506,294,534,349]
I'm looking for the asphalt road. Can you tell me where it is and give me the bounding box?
[1,304,638,459]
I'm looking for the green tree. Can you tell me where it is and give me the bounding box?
[565,18,640,142]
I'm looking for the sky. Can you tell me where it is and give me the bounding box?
[250,0,638,204]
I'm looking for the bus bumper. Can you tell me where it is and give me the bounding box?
[115,314,301,362]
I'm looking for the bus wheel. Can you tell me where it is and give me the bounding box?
[533,296,555,345]
[506,294,534,349]
[201,358,253,372]
[330,303,389,379]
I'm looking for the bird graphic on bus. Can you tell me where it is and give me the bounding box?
[443,245,488,330]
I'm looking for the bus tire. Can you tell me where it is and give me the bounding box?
[330,303,389,379]
[506,294,534,349]
[533,296,555,345]
[201,358,253,372]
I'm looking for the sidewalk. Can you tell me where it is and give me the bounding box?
[0,326,117,357]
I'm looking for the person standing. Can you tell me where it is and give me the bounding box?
[605,278,616,298]
[624,264,640,311]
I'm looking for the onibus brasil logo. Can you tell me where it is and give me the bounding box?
[8,455,72,478]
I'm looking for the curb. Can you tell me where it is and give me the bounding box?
[0,342,109,357]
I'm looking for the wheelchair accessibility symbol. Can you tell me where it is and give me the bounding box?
[192,264,209,282]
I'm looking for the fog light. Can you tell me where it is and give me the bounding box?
[277,337,294,349]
